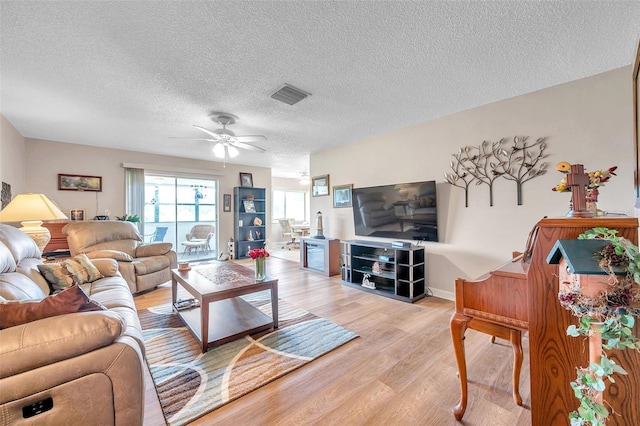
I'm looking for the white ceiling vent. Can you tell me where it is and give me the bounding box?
[271,84,311,105]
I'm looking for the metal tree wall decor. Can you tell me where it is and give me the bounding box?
[444,148,476,207]
[445,136,548,206]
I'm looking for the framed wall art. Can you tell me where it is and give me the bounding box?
[243,200,256,213]
[333,184,353,208]
[312,174,330,197]
[223,194,232,212]
[58,174,102,192]
[1,182,11,209]
[240,172,254,188]
[70,209,85,221]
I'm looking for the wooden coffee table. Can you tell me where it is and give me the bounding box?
[171,262,278,353]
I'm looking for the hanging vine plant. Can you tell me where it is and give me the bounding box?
[556,227,640,425]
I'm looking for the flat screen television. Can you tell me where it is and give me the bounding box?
[351,180,438,242]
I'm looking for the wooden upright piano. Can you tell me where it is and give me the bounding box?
[450,217,640,425]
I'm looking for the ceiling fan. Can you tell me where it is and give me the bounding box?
[172,113,267,164]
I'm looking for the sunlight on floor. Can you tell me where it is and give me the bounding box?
[269,247,300,263]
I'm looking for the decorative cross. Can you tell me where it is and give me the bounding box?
[566,164,592,218]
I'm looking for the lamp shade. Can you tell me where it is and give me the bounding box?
[213,143,225,158]
[0,193,68,222]
[0,193,68,253]
[227,145,239,158]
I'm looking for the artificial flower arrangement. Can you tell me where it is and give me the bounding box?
[552,162,617,202]
[248,248,270,259]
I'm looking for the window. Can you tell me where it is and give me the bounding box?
[273,190,306,221]
[142,175,218,260]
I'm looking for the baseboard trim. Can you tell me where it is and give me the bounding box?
[428,287,454,301]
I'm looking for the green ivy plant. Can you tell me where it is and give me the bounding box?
[561,227,640,425]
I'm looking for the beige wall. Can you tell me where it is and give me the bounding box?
[311,66,636,299]
[18,138,270,254]
[0,115,27,196]
[2,67,635,299]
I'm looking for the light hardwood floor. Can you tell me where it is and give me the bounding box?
[134,256,531,426]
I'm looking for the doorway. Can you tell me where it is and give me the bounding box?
[143,175,218,262]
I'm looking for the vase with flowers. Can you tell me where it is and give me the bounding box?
[248,248,269,281]
[552,162,617,215]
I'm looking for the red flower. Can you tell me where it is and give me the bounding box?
[248,248,270,259]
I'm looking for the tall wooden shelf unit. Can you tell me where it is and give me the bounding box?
[341,240,426,303]
[234,187,266,259]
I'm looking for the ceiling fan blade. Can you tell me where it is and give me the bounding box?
[235,135,267,142]
[169,137,217,142]
[192,125,222,139]
[232,141,266,153]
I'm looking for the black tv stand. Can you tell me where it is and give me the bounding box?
[341,240,426,303]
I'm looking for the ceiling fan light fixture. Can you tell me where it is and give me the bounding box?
[227,145,240,158]
[299,173,310,185]
[213,143,225,158]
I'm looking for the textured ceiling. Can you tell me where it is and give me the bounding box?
[1,1,639,178]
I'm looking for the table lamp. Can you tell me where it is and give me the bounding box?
[0,193,68,253]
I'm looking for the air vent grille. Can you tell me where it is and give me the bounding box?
[271,84,311,105]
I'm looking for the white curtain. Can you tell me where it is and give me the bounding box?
[125,167,145,223]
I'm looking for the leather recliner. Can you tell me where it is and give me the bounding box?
[0,224,145,425]
[64,220,178,294]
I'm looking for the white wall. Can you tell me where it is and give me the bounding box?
[311,67,636,300]
[0,115,27,197]
[22,138,271,255]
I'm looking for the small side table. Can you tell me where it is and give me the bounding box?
[299,237,341,276]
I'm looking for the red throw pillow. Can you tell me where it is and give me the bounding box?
[0,285,106,329]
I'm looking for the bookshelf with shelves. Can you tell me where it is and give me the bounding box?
[234,187,266,258]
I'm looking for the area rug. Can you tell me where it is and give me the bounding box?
[139,291,358,426]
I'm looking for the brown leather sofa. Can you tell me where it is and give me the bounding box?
[0,224,145,425]
[64,221,177,294]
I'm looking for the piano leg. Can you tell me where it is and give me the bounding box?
[509,329,523,406]
[450,313,470,421]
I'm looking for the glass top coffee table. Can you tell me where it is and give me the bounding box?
[171,262,278,353]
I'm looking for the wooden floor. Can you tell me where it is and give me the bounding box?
[134,256,531,426]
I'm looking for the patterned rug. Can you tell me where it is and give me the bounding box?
[139,291,358,426]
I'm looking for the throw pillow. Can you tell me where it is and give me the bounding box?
[0,284,106,329]
[38,254,104,293]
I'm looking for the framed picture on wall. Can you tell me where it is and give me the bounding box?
[240,172,253,188]
[333,184,353,208]
[223,194,232,212]
[312,174,330,197]
[58,174,102,192]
